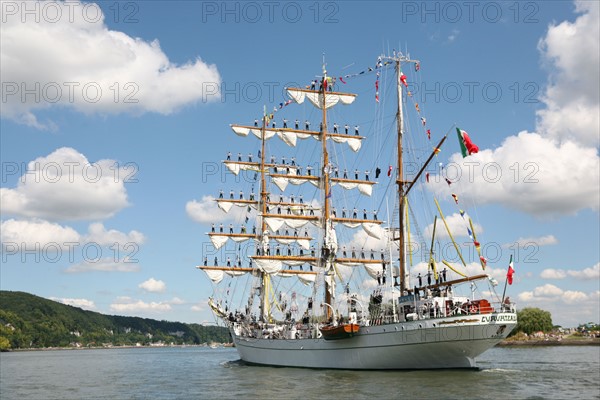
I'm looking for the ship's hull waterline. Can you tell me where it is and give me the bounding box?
[231,313,517,369]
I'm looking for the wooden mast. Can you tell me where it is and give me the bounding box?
[395,59,407,294]
[321,68,333,320]
[259,115,268,321]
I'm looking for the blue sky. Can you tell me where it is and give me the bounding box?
[1,0,598,327]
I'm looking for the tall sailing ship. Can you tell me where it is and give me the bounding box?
[197,53,517,369]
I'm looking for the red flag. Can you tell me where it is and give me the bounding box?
[451,193,458,204]
[387,166,393,177]
[480,256,487,267]
[425,172,430,183]
[400,73,408,87]
[507,255,515,285]
[445,178,452,186]
[426,129,431,140]
[339,77,346,84]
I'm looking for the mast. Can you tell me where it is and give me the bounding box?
[395,59,407,294]
[259,115,268,321]
[381,52,418,294]
[321,68,333,320]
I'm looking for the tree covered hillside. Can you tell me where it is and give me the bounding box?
[0,291,230,350]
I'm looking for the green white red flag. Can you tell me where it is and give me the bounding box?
[456,127,479,157]
[507,255,515,285]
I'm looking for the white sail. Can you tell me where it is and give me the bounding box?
[217,200,257,212]
[224,162,260,176]
[329,135,362,152]
[286,88,356,109]
[272,237,311,249]
[334,181,373,196]
[203,269,224,284]
[363,223,383,240]
[209,235,230,250]
[363,263,385,279]
[278,131,297,147]
[264,216,315,231]
[255,258,283,274]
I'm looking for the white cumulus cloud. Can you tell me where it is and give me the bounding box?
[1,0,221,130]
[85,222,145,247]
[540,263,599,280]
[109,296,172,314]
[536,1,600,147]
[64,257,140,273]
[540,268,568,279]
[186,195,250,225]
[50,297,97,310]
[427,2,600,217]
[509,235,558,248]
[138,278,166,293]
[1,218,80,250]
[428,132,599,216]
[1,147,130,220]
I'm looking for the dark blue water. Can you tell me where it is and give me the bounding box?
[1,346,598,399]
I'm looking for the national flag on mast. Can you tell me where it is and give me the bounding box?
[456,127,479,157]
[400,72,408,87]
[507,255,515,285]
[387,165,393,177]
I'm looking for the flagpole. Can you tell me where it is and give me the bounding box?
[500,254,513,308]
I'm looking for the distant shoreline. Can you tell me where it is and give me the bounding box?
[498,338,600,347]
[2,344,233,353]
[4,339,599,352]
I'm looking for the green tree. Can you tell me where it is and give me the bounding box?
[0,336,11,351]
[515,307,553,334]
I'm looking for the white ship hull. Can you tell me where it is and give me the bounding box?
[231,313,516,369]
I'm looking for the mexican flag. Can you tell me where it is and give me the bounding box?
[507,255,515,285]
[456,128,479,157]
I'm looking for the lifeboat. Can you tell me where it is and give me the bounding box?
[319,323,360,340]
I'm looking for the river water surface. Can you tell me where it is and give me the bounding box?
[1,346,598,399]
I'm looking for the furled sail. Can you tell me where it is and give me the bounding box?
[224,161,261,176]
[286,88,356,109]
